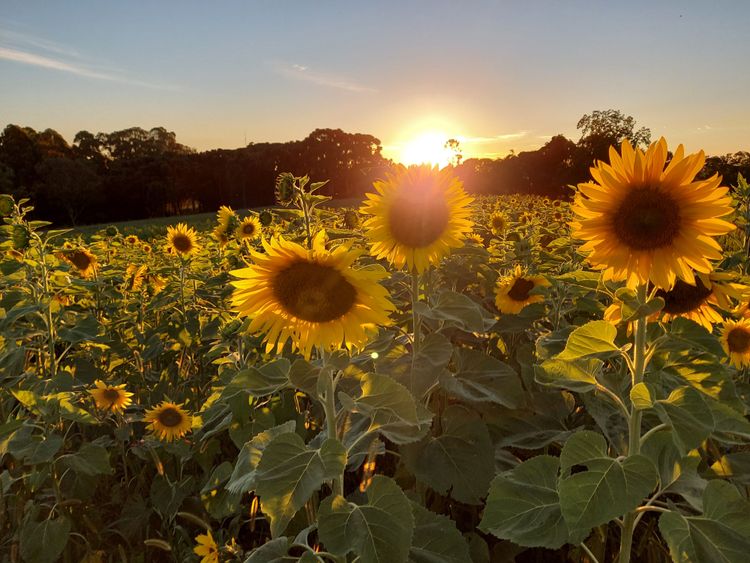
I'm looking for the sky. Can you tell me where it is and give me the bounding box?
[1,0,749,162]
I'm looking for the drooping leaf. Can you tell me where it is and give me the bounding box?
[409,502,471,563]
[377,332,453,398]
[340,373,430,444]
[226,421,297,494]
[318,475,414,563]
[556,321,619,361]
[414,290,496,332]
[224,359,291,398]
[441,348,523,408]
[255,434,347,537]
[402,405,493,505]
[535,357,603,392]
[655,386,714,453]
[479,455,570,549]
[57,442,112,476]
[659,480,750,563]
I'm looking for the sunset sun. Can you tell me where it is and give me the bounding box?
[398,131,455,168]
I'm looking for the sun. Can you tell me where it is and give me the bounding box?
[398,131,454,168]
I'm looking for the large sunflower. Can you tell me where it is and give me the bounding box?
[89,380,133,414]
[359,165,473,273]
[721,319,750,368]
[495,265,549,314]
[572,138,735,289]
[230,237,394,358]
[166,223,200,257]
[144,401,192,442]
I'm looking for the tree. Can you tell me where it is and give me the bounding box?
[33,158,102,225]
[445,138,463,167]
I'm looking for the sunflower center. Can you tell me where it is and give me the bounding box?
[656,278,712,315]
[727,327,750,354]
[158,407,184,428]
[273,260,357,323]
[388,183,450,247]
[612,187,681,250]
[172,234,193,253]
[508,278,535,301]
[70,251,92,270]
[102,388,121,402]
[492,217,504,229]
[243,223,256,235]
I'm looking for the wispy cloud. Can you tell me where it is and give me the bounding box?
[0,26,177,90]
[461,131,528,145]
[269,61,377,93]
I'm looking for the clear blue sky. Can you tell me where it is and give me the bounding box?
[1,0,749,160]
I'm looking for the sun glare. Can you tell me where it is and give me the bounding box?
[398,131,454,168]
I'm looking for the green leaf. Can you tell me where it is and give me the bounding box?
[414,290,496,332]
[479,455,570,549]
[558,432,657,542]
[655,386,713,453]
[535,357,602,392]
[401,405,493,505]
[440,348,523,408]
[710,452,750,485]
[227,421,297,495]
[15,433,63,464]
[318,475,414,563]
[630,382,653,410]
[342,373,430,445]
[659,480,750,563]
[556,321,619,360]
[255,434,347,537]
[409,502,471,563]
[377,332,452,398]
[666,318,726,358]
[57,314,100,343]
[640,432,706,510]
[57,443,112,476]
[19,515,71,563]
[225,359,291,397]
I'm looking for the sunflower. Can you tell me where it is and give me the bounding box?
[721,319,750,368]
[124,264,148,292]
[489,212,507,236]
[237,216,262,241]
[148,274,168,295]
[141,243,152,254]
[89,380,133,414]
[217,205,237,231]
[495,265,549,314]
[467,232,484,245]
[144,401,192,442]
[605,272,746,330]
[166,223,200,257]
[125,234,140,245]
[230,237,394,359]
[194,531,219,563]
[63,248,97,278]
[212,226,230,246]
[360,165,473,273]
[571,138,735,289]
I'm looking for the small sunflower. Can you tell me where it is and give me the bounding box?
[141,243,152,254]
[495,265,549,314]
[125,234,140,245]
[124,264,148,292]
[467,232,484,245]
[360,165,474,273]
[89,380,133,414]
[721,319,750,368]
[63,248,97,278]
[231,237,394,359]
[148,273,168,295]
[144,401,192,442]
[572,137,735,289]
[194,531,219,563]
[212,226,230,246]
[166,223,200,257]
[216,205,237,231]
[237,216,262,241]
[489,212,507,236]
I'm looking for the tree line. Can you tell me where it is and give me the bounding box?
[0,110,747,226]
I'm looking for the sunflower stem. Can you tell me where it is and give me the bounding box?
[411,272,421,357]
[619,283,648,563]
[321,350,344,498]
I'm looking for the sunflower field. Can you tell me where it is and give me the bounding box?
[1,140,750,563]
